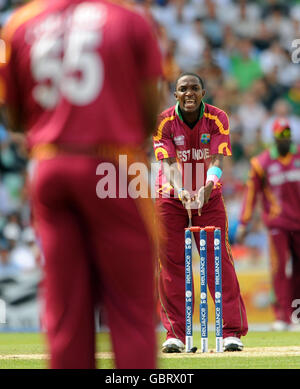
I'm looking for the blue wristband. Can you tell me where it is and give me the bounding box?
[207,167,222,179]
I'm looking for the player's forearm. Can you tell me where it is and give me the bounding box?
[239,176,258,226]
[208,154,223,170]
[162,157,183,192]
[206,154,224,186]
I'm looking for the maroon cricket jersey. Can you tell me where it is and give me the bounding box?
[0,0,162,149]
[240,144,300,231]
[153,102,232,198]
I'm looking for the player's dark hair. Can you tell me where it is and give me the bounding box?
[175,72,205,89]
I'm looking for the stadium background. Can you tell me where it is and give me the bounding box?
[0,0,300,331]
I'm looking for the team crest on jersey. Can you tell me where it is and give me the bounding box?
[174,135,185,146]
[294,159,300,168]
[201,133,211,144]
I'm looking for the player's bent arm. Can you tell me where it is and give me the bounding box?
[162,157,192,202]
[237,163,262,242]
[196,154,224,215]
[204,154,224,201]
[209,154,223,169]
[162,157,183,193]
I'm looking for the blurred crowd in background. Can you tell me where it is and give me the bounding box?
[147,0,300,258]
[0,0,300,279]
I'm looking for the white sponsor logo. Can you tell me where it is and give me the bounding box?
[268,163,281,174]
[269,170,300,186]
[72,2,107,30]
[186,291,192,298]
[215,292,221,299]
[214,238,220,246]
[200,239,206,246]
[200,292,207,299]
[185,238,192,245]
[27,2,106,41]
[174,135,185,146]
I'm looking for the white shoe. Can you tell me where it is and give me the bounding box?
[223,336,243,352]
[162,338,184,353]
[270,320,289,331]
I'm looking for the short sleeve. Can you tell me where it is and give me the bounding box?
[209,110,232,156]
[153,114,176,160]
[0,1,46,107]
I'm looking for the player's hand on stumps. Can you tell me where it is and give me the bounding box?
[178,189,193,219]
[196,186,205,215]
[196,182,213,215]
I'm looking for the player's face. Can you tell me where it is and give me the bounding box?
[174,76,205,113]
[275,128,292,156]
[276,138,291,156]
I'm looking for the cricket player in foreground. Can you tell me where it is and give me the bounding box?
[0,0,162,368]
[153,73,248,353]
[237,119,300,331]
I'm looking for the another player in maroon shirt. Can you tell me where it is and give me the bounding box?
[153,73,248,352]
[0,0,162,368]
[237,119,300,331]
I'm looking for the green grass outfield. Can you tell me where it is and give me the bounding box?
[0,331,299,369]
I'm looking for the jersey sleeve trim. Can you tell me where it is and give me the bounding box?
[250,157,264,178]
[218,142,232,156]
[2,0,45,42]
[154,147,169,160]
[153,115,175,142]
[204,111,229,135]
